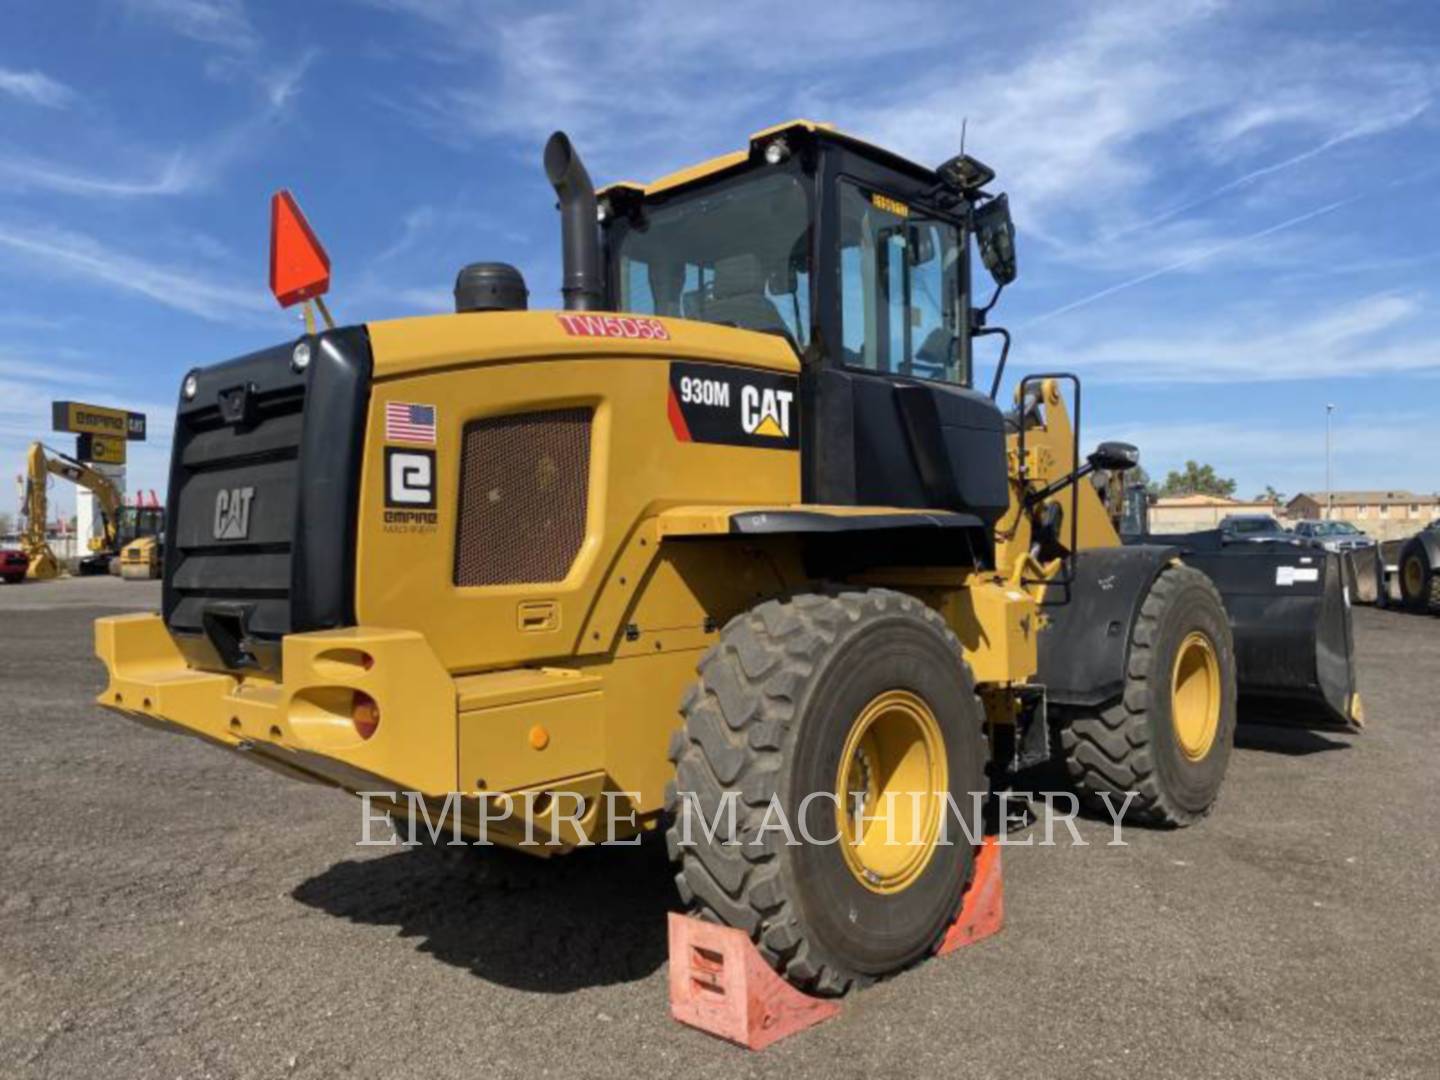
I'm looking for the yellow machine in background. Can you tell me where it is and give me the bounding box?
[22,442,163,579]
[118,533,163,580]
[94,121,1358,997]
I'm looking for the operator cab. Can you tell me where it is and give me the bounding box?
[116,505,165,548]
[598,122,1014,527]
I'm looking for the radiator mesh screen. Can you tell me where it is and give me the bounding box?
[454,408,592,586]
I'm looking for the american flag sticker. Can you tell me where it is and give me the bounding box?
[384,401,437,445]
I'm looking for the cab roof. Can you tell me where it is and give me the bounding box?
[597,119,940,200]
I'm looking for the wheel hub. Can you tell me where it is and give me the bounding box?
[1172,631,1221,762]
[835,690,947,894]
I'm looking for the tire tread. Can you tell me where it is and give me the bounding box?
[665,587,979,995]
[1059,564,1231,827]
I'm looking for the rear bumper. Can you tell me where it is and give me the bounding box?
[94,614,644,848]
[95,613,458,795]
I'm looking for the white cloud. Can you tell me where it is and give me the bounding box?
[373,206,438,264]
[124,0,258,51]
[1025,292,1439,384]
[1094,411,1439,498]
[0,68,75,108]
[0,149,199,198]
[822,5,1433,254]
[1024,193,1364,326]
[365,0,1433,279]
[363,0,936,174]
[0,43,318,204]
[1108,101,1431,242]
[0,223,272,322]
[261,48,320,108]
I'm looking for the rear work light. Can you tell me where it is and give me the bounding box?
[352,692,380,740]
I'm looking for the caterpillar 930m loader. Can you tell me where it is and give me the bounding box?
[95,121,1361,995]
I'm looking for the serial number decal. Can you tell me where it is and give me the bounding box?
[870,192,910,217]
[556,313,671,340]
[667,361,799,450]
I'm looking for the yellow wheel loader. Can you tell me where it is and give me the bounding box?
[116,505,166,580]
[95,121,1360,995]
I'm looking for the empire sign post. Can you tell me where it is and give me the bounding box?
[51,400,149,550]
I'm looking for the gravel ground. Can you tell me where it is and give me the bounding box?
[1,578,1437,1079]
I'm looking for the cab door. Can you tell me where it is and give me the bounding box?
[808,166,1007,528]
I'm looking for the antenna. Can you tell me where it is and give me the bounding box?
[960,117,968,157]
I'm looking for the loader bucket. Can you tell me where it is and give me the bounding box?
[1343,548,1382,606]
[1169,534,1360,730]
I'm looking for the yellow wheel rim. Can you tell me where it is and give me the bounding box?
[1404,556,1425,597]
[1172,631,1221,762]
[834,690,947,895]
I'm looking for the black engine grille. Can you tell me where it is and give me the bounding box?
[162,328,372,671]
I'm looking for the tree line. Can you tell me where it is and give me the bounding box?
[1131,462,1282,503]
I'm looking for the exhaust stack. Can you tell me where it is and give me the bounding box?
[544,131,603,312]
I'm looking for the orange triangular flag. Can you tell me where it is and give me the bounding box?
[269,190,331,308]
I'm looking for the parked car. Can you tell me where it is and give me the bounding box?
[1290,519,1376,553]
[1217,513,1303,545]
[1,548,29,583]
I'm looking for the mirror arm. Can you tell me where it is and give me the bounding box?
[975,324,1011,400]
[974,282,1004,323]
[1025,460,1100,510]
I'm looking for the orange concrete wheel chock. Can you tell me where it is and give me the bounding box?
[668,837,1004,1050]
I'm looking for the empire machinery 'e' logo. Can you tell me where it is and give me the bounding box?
[385,448,436,509]
[213,486,255,540]
[668,362,799,450]
[383,447,439,533]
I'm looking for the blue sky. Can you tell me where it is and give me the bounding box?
[2,0,1437,520]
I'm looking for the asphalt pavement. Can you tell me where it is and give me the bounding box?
[1,577,1436,1079]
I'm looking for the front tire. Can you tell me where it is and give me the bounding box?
[665,588,987,996]
[1059,564,1237,827]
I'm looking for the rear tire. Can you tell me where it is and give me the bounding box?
[666,588,987,995]
[1059,564,1237,827]
[1397,541,1437,613]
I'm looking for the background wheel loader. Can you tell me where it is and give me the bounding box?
[1395,521,1440,613]
[95,121,1361,995]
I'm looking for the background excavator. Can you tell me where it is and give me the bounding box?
[21,442,164,580]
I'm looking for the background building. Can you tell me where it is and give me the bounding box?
[1286,491,1440,540]
[1148,494,1280,534]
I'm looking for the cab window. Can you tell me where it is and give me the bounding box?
[838,182,965,384]
[613,170,811,346]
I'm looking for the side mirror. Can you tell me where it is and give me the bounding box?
[973,194,1016,286]
[937,152,996,192]
[1088,441,1140,472]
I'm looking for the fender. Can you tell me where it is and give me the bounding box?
[1402,527,1440,571]
[1035,544,1177,708]
[656,504,993,573]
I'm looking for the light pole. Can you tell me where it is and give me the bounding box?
[1325,403,1335,521]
